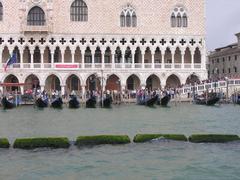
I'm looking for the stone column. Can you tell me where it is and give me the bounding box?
[151,53,155,69]
[191,52,194,69]
[51,52,54,68]
[30,50,34,69]
[81,52,85,69]
[101,53,105,68]
[20,49,24,69]
[61,50,65,63]
[81,85,86,100]
[112,53,115,69]
[141,53,145,69]
[181,53,185,69]
[161,53,165,69]
[132,52,135,69]
[40,50,44,69]
[61,85,65,96]
[122,53,125,69]
[40,85,45,92]
[91,54,94,68]
[20,86,24,95]
[171,51,175,69]
[71,50,75,63]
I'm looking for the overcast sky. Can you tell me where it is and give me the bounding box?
[206,0,240,51]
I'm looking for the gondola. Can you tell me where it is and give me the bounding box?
[1,97,15,109]
[194,96,220,106]
[51,97,63,108]
[69,95,80,109]
[35,97,48,108]
[137,95,158,107]
[100,96,112,108]
[157,95,171,106]
[145,95,158,107]
[86,96,97,108]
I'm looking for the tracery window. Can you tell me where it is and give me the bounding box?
[71,0,88,21]
[27,6,45,26]
[171,6,188,28]
[0,2,3,21]
[120,5,137,27]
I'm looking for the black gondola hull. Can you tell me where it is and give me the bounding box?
[69,98,80,109]
[100,97,112,108]
[145,96,158,107]
[35,98,48,108]
[195,97,220,106]
[86,97,96,108]
[51,97,63,108]
[1,97,15,109]
[157,95,171,106]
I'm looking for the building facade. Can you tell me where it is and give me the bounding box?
[0,0,207,94]
[208,33,240,80]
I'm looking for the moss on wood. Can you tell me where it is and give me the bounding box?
[13,137,70,149]
[75,135,131,146]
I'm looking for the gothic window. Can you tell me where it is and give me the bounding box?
[126,12,131,27]
[27,6,45,26]
[171,6,188,28]
[120,12,125,27]
[132,12,137,27]
[177,13,181,27]
[182,13,188,27]
[171,13,176,27]
[0,2,3,21]
[71,0,88,22]
[120,5,137,27]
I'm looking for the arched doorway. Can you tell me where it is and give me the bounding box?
[146,75,161,90]
[3,74,19,92]
[24,74,40,91]
[45,75,61,92]
[166,74,181,88]
[186,74,200,85]
[66,75,81,94]
[106,74,121,91]
[86,74,101,91]
[126,74,140,90]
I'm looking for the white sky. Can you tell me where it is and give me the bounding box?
[206,0,240,50]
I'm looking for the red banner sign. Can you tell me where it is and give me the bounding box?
[55,64,79,69]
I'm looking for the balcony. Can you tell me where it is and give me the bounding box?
[21,24,52,33]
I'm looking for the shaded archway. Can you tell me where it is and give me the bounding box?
[154,47,162,63]
[43,46,51,63]
[104,47,111,63]
[106,74,121,91]
[2,46,10,63]
[126,74,141,90]
[146,75,161,90]
[45,74,61,92]
[186,74,200,85]
[144,47,151,64]
[174,47,181,64]
[33,46,41,63]
[66,74,81,94]
[64,46,72,63]
[125,47,132,63]
[24,74,40,91]
[94,47,102,63]
[164,47,172,63]
[194,48,201,63]
[74,46,82,63]
[3,74,19,92]
[134,47,142,64]
[184,47,191,64]
[84,47,92,63]
[166,74,181,88]
[115,47,122,63]
[86,74,101,91]
[54,47,62,63]
[23,46,31,63]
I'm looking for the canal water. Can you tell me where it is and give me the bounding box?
[0,103,240,180]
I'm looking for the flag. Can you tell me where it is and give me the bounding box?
[4,53,17,71]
